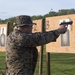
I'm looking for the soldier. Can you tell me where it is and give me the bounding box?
[6,15,67,75]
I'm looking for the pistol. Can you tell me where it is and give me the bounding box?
[59,19,73,25]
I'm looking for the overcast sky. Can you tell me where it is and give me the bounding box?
[0,0,75,19]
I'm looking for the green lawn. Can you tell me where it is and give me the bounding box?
[35,53,75,75]
[0,52,75,75]
[50,53,75,75]
[0,52,6,75]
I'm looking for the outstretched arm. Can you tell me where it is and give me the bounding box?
[21,30,60,47]
[13,25,67,47]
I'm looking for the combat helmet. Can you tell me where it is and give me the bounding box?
[14,15,36,27]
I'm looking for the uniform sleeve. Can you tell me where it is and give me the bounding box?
[20,30,60,47]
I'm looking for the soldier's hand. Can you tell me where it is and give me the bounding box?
[56,25,67,34]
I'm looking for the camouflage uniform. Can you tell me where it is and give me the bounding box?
[6,15,60,75]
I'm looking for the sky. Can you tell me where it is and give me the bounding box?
[0,0,75,19]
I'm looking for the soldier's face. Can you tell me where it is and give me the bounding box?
[23,25,32,33]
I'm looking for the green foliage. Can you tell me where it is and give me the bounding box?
[58,9,75,16]
[0,17,16,24]
[0,8,75,23]
[31,15,43,20]
[45,11,58,17]
[44,8,75,17]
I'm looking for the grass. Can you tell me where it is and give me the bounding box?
[0,52,6,75]
[50,53,75,75]
[0,52,75,75]
[35,53,75,75]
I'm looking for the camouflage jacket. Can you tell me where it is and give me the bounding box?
[6,30,59,75]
